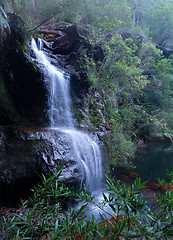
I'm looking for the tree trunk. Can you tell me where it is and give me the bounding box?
[132,6,136,23]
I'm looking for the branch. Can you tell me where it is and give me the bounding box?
[29,14,58,32]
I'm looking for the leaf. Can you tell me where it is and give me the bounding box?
[75,203,87,218]
[103,228,110,237]
[16,229,20,237]
[157,220,161,230]
[55,218,59,234]
[92,214,95,223]
[120,220,126,231]
[103,193,108,201]
[29,203,38,216]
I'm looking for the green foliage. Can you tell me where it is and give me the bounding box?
[88,98,104,129]
[60,0,83,23]
[2,166,173,239]
[111,127,136,166]
[86,13,173,148]
[136,43,173,139]
[86,18,149,164]
[148,0,173,47]
[81,0,132,25]
[128,0,173,48]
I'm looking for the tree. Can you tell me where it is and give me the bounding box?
[148,0,173,47]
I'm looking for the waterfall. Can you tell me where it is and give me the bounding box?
[31,39,74,128]
[31,38,103,191]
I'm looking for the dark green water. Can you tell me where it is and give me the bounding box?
[132,142,173,182]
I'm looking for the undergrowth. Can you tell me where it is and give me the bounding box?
[1,164,173,239]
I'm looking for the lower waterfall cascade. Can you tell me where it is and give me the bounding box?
[31,38,103,191]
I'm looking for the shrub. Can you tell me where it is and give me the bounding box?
[1,165,173,239]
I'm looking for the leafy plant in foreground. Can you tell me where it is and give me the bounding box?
[1,165,101,240]
[1,166,173,239]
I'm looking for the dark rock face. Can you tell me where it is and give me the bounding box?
[7,13,25,45]
[0,128,111,196]
[0,127,82,207]
[0,14,49,126]
[0,128,82,185]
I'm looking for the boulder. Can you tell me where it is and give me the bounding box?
[39,24,88,55]
[128,171,139,179]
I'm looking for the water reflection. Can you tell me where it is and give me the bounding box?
[132,142,173,182]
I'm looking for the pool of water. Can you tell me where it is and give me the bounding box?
[131,142,173,182]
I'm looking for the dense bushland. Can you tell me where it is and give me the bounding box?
[83,16,173,166]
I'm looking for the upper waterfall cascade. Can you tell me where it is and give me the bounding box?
[31,38,103,190]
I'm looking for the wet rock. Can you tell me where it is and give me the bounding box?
[147,182,161,190]
[0,127,111,207]
[142,188,156,202]
[52,34,70,54]
[0,127,81,185]
[128,171,139,179]
[160,183,173,192]
[116,174,129,183]
[34,129,83,184]
[0,127,110,185]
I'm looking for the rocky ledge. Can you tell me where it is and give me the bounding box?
[0,127,110,205]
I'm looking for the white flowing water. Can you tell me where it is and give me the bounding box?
[31,38,103,191]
